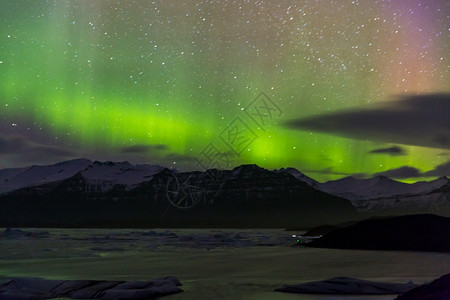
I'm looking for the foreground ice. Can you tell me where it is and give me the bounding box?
[0,228,49,238]
[1,228,449,299]
[0,228,299,260]
[0,276,182,300]
[275,277,417,295]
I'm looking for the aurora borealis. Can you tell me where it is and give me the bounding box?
[0,0,449,182]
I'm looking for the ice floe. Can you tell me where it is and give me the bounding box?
[0,276,182,300]
[275,277,417,295]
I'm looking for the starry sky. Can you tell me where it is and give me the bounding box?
[0,0,449,182]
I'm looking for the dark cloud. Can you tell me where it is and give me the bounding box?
[369,146,406,156]
[33,146,74,157]
[374,161,450,179]
[121,144,168,154]
[164,152,198,161]
[284,93,450,149]
[437,151,450,157]
[374,166,422,179]
[0,134,75,168]
[0,134,73,156]
[305,167,368,179]
[307,161,449,180]
[0,135,27,154]
[423,161,450,177]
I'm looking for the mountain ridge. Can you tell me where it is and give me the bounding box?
[2,158,447,196]
[0,160,358,228]
[0,159,448,226]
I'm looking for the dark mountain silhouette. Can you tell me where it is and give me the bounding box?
[0,163,358,228]
[395,273,450,300]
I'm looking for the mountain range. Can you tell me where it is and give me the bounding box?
[318,174,449,215]
[0,159,448,228]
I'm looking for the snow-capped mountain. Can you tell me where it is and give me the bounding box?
[0,162,357,228]
[0,159,448,227]
[276,167,319,188]
[0,158,92,194]
[0,159,164,195]
[319,175,449,201]
[77,160,165,192]
[317,175,449,215]
[319,175,412,201]
[269,168,448,216]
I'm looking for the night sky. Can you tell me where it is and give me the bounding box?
[0,0,449,182]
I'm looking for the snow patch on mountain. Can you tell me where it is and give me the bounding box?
[80,161,164,191]
[319,176,410,201]
[277,167,319,187]
[318,175,449,213]
[319,176,449,201]
[0,158,92,194]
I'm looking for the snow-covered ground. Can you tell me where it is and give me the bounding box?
[1,228,449,300]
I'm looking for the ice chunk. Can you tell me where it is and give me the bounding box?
[0,228,49,239]
[0,276,182,300]
[275,277,417,295]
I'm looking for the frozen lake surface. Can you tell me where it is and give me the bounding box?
[1,228,449,300]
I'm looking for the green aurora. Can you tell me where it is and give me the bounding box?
[0,1,449,182]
